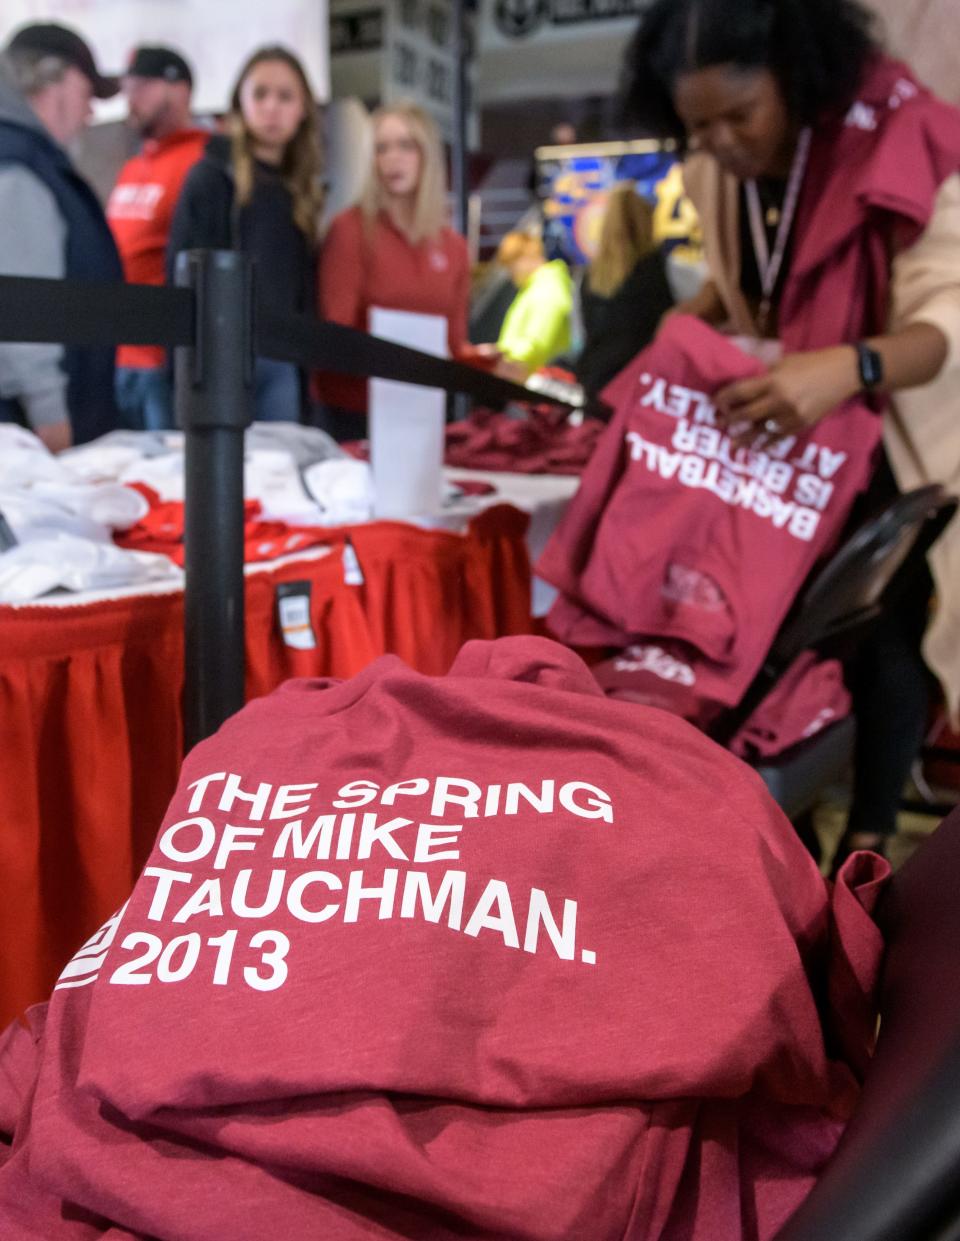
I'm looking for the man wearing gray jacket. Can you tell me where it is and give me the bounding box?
[0,24,122,450]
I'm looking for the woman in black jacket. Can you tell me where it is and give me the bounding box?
[168,46,322,422]
[576,182,674,403]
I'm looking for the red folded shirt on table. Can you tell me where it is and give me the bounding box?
[116,483,337,566]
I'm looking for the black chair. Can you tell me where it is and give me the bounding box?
[709,485,958,823]
[775,802,960,1241]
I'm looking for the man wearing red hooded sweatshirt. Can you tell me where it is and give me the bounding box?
[107,47,207,431]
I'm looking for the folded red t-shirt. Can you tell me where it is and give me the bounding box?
[0,637,887,1240]
[116,483,337,566]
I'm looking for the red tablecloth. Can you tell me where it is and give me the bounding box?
[0,506,532,1026]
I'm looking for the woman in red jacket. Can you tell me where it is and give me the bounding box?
[313,102,470,441]
[623,0,960,869]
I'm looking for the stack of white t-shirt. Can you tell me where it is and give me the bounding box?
[0,426,181,604]
[62,425,350,522]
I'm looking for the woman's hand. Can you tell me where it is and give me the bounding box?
[494,357,530,383]
[714,345,860,445]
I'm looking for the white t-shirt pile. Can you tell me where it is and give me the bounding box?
[61,424,368,525]
[0,421,475,605]
[0,426,180,605]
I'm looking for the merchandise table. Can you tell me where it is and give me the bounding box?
[0,483,578,1027]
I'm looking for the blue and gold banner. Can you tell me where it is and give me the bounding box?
[535,140,702,265]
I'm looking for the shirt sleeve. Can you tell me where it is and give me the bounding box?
[0,167,70,430]
[318,211,366,329]
[890,172,960,371]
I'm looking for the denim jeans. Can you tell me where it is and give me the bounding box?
[254,357,301,423]
[115,367,174,431]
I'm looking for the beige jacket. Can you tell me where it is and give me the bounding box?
[685,152,960,720]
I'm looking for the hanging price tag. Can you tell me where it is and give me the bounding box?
[342,538,365,586]
[275,581,317,650]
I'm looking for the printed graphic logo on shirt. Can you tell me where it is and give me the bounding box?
[625,371,849,542]
[844,102,878,131]
[107,182,165,221]
[94,772,612,994]
[55,903,129,990]
[612,644,695,687]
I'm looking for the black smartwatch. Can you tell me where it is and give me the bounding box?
[854,341,884,392]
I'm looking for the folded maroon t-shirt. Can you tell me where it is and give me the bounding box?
[0,637,887,1240]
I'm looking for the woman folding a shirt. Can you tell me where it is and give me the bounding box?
[624,0,960,864]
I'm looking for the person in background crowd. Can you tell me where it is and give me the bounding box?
[0,23,122,451]
[575,181,674,403]
[314,102,470,442]
[549,121,577,147]
[168,46,321,423]
[624,0,960,866]
[495,232,573,379]
[527,121,577,203]
[107,47,206,432]
[529,121,579,262]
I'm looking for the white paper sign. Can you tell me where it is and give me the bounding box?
[369,307,447,520]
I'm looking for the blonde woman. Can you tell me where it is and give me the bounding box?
[168,46,322,421]
[314,102,470,439]
[576,182,673,402]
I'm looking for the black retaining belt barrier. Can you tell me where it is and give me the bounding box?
[0,252,580,747]
[0,272,577,412]
[0,274,194,347]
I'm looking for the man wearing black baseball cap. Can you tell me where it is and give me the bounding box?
[127,46,192,89]
[0,24,122,449]
[120,46,195,145]
[107,46,206,430]
[6,23,119,100]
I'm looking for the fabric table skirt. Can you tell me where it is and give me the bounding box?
[0,506,531,1026]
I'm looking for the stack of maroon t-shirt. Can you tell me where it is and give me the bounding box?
[537,317,882,709]
[444,407,606,475]
[593,645,852,760]
[344,408,606,476]
[0,637,887,1240]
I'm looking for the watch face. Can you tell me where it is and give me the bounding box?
[858,343,883,389]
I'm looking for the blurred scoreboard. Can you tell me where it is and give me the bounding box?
[534,140,702,265]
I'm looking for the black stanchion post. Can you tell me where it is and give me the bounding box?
[451,0,472,424]
[451,0,470,239]
[174,250,254,751]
